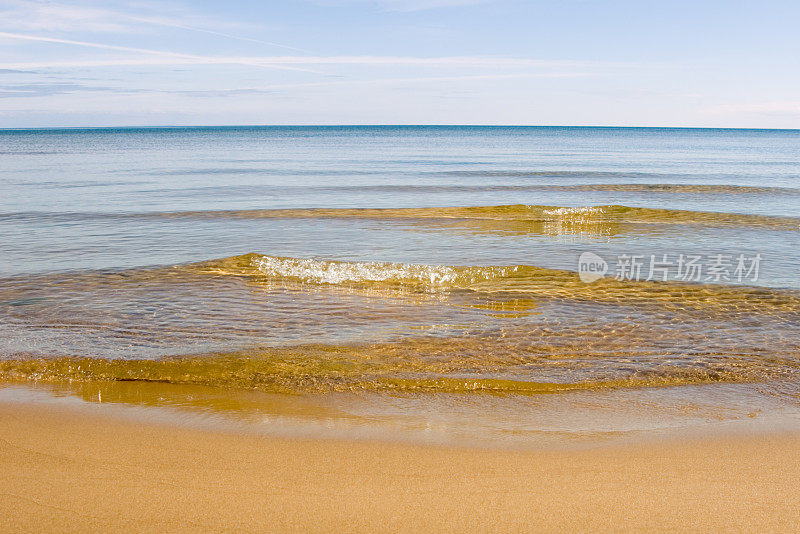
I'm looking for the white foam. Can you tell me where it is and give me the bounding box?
[250,256,514,287]
[542,206,605,218]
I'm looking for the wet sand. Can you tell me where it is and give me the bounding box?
[1,401,799,532]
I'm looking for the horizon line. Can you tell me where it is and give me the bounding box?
[1,124,799,132]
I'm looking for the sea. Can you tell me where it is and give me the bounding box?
[1,125,799,447]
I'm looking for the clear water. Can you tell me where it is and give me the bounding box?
[1,126,800,443]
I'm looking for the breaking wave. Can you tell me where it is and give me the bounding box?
[249,255,517,287]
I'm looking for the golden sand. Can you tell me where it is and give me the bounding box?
[1,401,799,532]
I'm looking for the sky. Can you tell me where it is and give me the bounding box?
[0,0,798,128]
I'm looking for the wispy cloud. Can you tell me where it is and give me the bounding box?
[0,82,117,97]
[0,31,322,74]
[0,0,305,51]
[0,53,594,71]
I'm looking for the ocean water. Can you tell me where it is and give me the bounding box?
[2,126,800,445]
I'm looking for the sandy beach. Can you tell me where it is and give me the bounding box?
[1,401,798,532]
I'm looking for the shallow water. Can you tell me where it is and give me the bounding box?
[4,380,800,448]
[1,126,799,442]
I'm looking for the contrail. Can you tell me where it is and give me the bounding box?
[0,31,323,74]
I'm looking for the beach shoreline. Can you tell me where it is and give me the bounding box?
[2,399,799,532]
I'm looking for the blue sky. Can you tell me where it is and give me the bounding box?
[0,0,798,127]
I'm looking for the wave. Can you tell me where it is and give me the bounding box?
[4,252,799,312]
[175,204,800,230]
[3,253,800,394]
[5,204,798,230]
[435,169,800,181]
[195,254,800,317]
[1,342,791,395]
[438,170,664,178]
[547,184,797,193]
[69,183,800,196]
[144,168,380,176]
